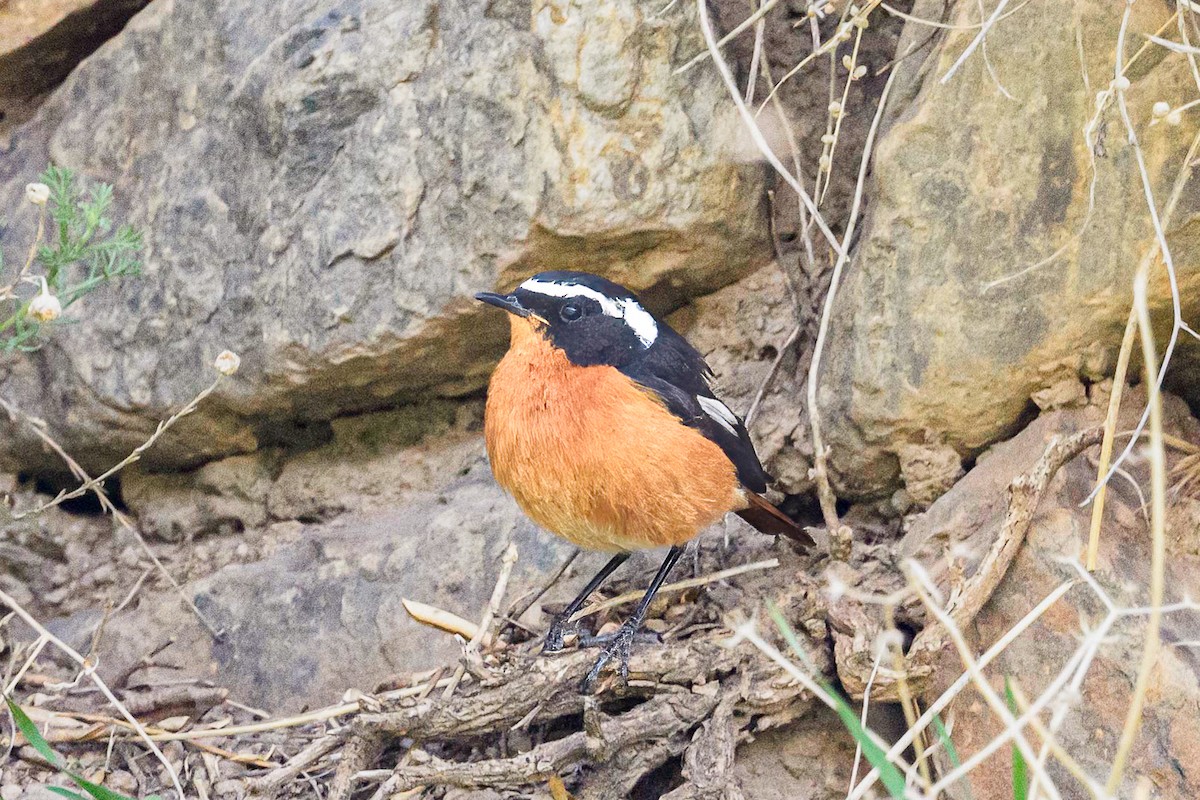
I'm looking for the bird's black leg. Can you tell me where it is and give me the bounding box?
[543,552,630,653]
[579,545,684,693]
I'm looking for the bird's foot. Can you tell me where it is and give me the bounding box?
[541,614,574,654]
[578,621,650,694]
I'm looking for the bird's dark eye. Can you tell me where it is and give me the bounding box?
[560,303,582,322]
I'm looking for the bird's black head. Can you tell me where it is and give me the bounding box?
[476,271,659,367]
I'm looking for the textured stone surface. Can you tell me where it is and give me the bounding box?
[0,0,770,473]
[0,0,149,132]
[49,459,583,711]
[821,0,1200,498]
[899,393,1200,799]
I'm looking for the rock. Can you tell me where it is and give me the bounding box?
[898,391,1200,799]
[0,0,770,475]
[48,457,588,711]
[821,0,1200,498]
[734,704,904,799]
[0,0,150,143]
[266,400,483,523]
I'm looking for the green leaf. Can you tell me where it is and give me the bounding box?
[65,772,139,800]
[765,602,908,799]
[46,789,89,800]
[932,713,962,768]
[5,697,139,800]
[1006,677,1028,800]
[5,696,60,766]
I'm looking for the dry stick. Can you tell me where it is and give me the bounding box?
[879,0,1031,31]
[753,1,883,117]
[0,397,225,638]
[1083,10,1188,509]
[0,588,185,798]
[695,0,847,259]
[732,622,917,777]
[1105,228,1168,795]
[884,605,931,791]
[248,733,346,794]
[1006,680,1102,796]
[11,376,225,519]
[674,0,782,75]
[905,427,1103,669]
[570,558,778,622]
[907,575,1064,800]
[1085,309,1137,571]
[444,543,519,700]
[744,0,767,105]
[806,69,900,555]
[1084,123,1200,570]
[846,581,1077,800]
[940,0,1013,85]
[506,548,579,626]
[382,694,717,793]
[743,324,799,428]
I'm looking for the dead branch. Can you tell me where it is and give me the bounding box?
[385,694,717,793]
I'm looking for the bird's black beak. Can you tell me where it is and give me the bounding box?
[475,292,530,317]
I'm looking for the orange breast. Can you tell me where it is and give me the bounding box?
[484,316,746,552]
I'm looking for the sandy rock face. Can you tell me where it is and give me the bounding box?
[898,393,1200,799]
[0,0,769,473]
[821,0,1200,498]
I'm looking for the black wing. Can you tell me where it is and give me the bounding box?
[619,325,772,493]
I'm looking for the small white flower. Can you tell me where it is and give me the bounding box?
[1166,109,1183,126]
[828,100,843,117]
[28,278,61,322]
[852,65,868,80]
[821,133,836,144]
[214,350,241,376]
[1112,75,1130,91]
[25,183,50,206]
[1152,101,1171,119]
[853,13,870,29]
[842,54,854,71]
[819,154,832,171]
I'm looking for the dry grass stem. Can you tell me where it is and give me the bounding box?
[0,588,185,798]
[570,558,779,622]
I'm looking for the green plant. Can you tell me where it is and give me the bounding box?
[4,696,159,800]
[0,165,143,352]
[1005,678,1029,800]
[766,601,908,799]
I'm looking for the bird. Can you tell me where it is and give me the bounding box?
[476,270,813,692]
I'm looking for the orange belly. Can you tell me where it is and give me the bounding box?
[484,316,746,552]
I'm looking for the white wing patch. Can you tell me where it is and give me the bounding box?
[519,278,659,347]
[697,395,739,435]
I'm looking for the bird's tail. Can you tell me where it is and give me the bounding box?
[736,492,815,547]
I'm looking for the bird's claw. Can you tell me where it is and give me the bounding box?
[542,614,573,654]
[579,622,640,694]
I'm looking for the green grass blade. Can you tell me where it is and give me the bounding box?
[46,789,89,800]
[5,696,61,766]
[932,713,962,768]
[6,697,138,800]
[766,602,908,799]
[1005,678,1028,800]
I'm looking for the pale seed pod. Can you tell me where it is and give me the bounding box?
[29,278,61,322]
[25,183,50,206]
[214,350,241,376]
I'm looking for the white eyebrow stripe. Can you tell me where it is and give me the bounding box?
[697,395,739,435]
[519,278,659,347]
